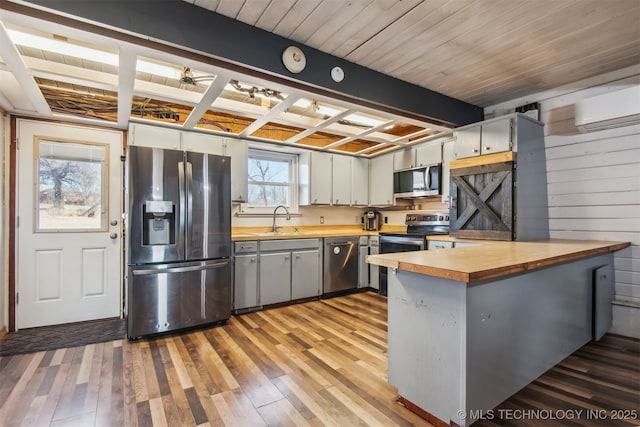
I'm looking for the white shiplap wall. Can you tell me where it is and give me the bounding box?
[486,65,640,338]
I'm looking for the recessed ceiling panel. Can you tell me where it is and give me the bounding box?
[213,80,287,116]
[332,139,382,154]
[325,110,391,135]
[130,96,193,125]
[278,98,346,127]
[250,122,304,142]
[194,110,255,134]
[296,131,345,148]
[36,81,118,122]
[6,25,118,75]
[378,122,426,138]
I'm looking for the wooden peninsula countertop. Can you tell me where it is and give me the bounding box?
[367,239,630,283]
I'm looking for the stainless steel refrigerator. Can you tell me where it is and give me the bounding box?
[126,146,231,339]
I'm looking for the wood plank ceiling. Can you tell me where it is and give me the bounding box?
[187,0,640,107]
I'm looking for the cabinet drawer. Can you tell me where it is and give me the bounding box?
[234,241,258,253]
[260,238,320,252]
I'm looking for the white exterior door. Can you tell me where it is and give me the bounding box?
[16,119,123,329]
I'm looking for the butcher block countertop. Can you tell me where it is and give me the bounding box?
[367,239,630,283]
[232,225,404,241]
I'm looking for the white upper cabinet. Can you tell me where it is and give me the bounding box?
[332,154,351,205]
[441,139,455,200]
[129,123,181,150]
[369,152,394,206]
[393,149,416,170]
[454,116,513,159]
[415,141,442,166]
[393,140,443,171]
[309,151,332,205]
[351,157,369,206]
[181,132,224,155]
[129,123,225,155]
[224,139,248,203]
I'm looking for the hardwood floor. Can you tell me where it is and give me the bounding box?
[0,292,638,426]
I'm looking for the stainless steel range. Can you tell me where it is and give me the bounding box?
[378,212,449,296]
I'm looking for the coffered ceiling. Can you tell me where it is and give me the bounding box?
[0,0,639,157]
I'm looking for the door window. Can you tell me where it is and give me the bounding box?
[35,138,108,232]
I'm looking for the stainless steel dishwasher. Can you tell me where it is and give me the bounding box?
[323,236,359,294]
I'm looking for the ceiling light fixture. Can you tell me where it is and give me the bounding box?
[282,46,306,74]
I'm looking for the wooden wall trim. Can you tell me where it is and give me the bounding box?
[450,151,516,169]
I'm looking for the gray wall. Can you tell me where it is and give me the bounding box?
[485,65,640,338]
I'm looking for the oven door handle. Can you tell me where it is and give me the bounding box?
[379,237,426,247]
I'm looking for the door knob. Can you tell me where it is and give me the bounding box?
[110,233,118,239]
[110,219,118,226]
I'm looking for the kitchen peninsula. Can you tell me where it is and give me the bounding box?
[367,239,630,426]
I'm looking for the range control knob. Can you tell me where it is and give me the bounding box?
[438,216,444,221]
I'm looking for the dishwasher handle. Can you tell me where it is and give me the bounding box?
[329,241,355,246]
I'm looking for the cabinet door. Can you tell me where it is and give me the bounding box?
[310,151,332,204]
[332,154,351,205]
[454,125,481,159]
[480,117,512,155]
[393,148,415,170]
[234,254,258,310]
[291,249,320,300]
[369,153,394,206]
[129,123,181,150]
[259,252,291,305]
[358,246,369,287]
[224,139,248,203]
[181,132,224,155]
[415,141,442,166]
[441,139,455,201]
[351,157,369,206]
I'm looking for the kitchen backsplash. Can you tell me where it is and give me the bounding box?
[232,199,449,228]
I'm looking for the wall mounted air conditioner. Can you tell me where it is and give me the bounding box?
[575,85,640,132]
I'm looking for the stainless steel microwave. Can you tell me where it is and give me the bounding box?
[393,164,442,198]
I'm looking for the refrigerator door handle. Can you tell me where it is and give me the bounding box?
[132,260,230,276]
[178,161,186,253]
[186,161,193,248]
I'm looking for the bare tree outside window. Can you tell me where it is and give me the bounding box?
[247,149,296,208]
[37,140,107,230]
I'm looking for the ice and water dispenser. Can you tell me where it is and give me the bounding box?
[142,200,175,245]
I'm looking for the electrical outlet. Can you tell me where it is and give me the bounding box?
[320,216,324,224]
[384,216,388,223]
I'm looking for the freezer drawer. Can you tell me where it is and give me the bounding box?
[127,259,231,338]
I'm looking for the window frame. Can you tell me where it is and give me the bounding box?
[245,147,299,214]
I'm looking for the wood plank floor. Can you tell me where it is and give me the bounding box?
[0,291,638,426]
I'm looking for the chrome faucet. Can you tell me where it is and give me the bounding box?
[272,205,291,232]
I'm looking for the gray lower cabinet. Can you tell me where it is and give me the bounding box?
[292,250,321,300]
[260,252,292,305]
[259,238,322,306]
[234,254,258,310]
[234,241,259,311]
